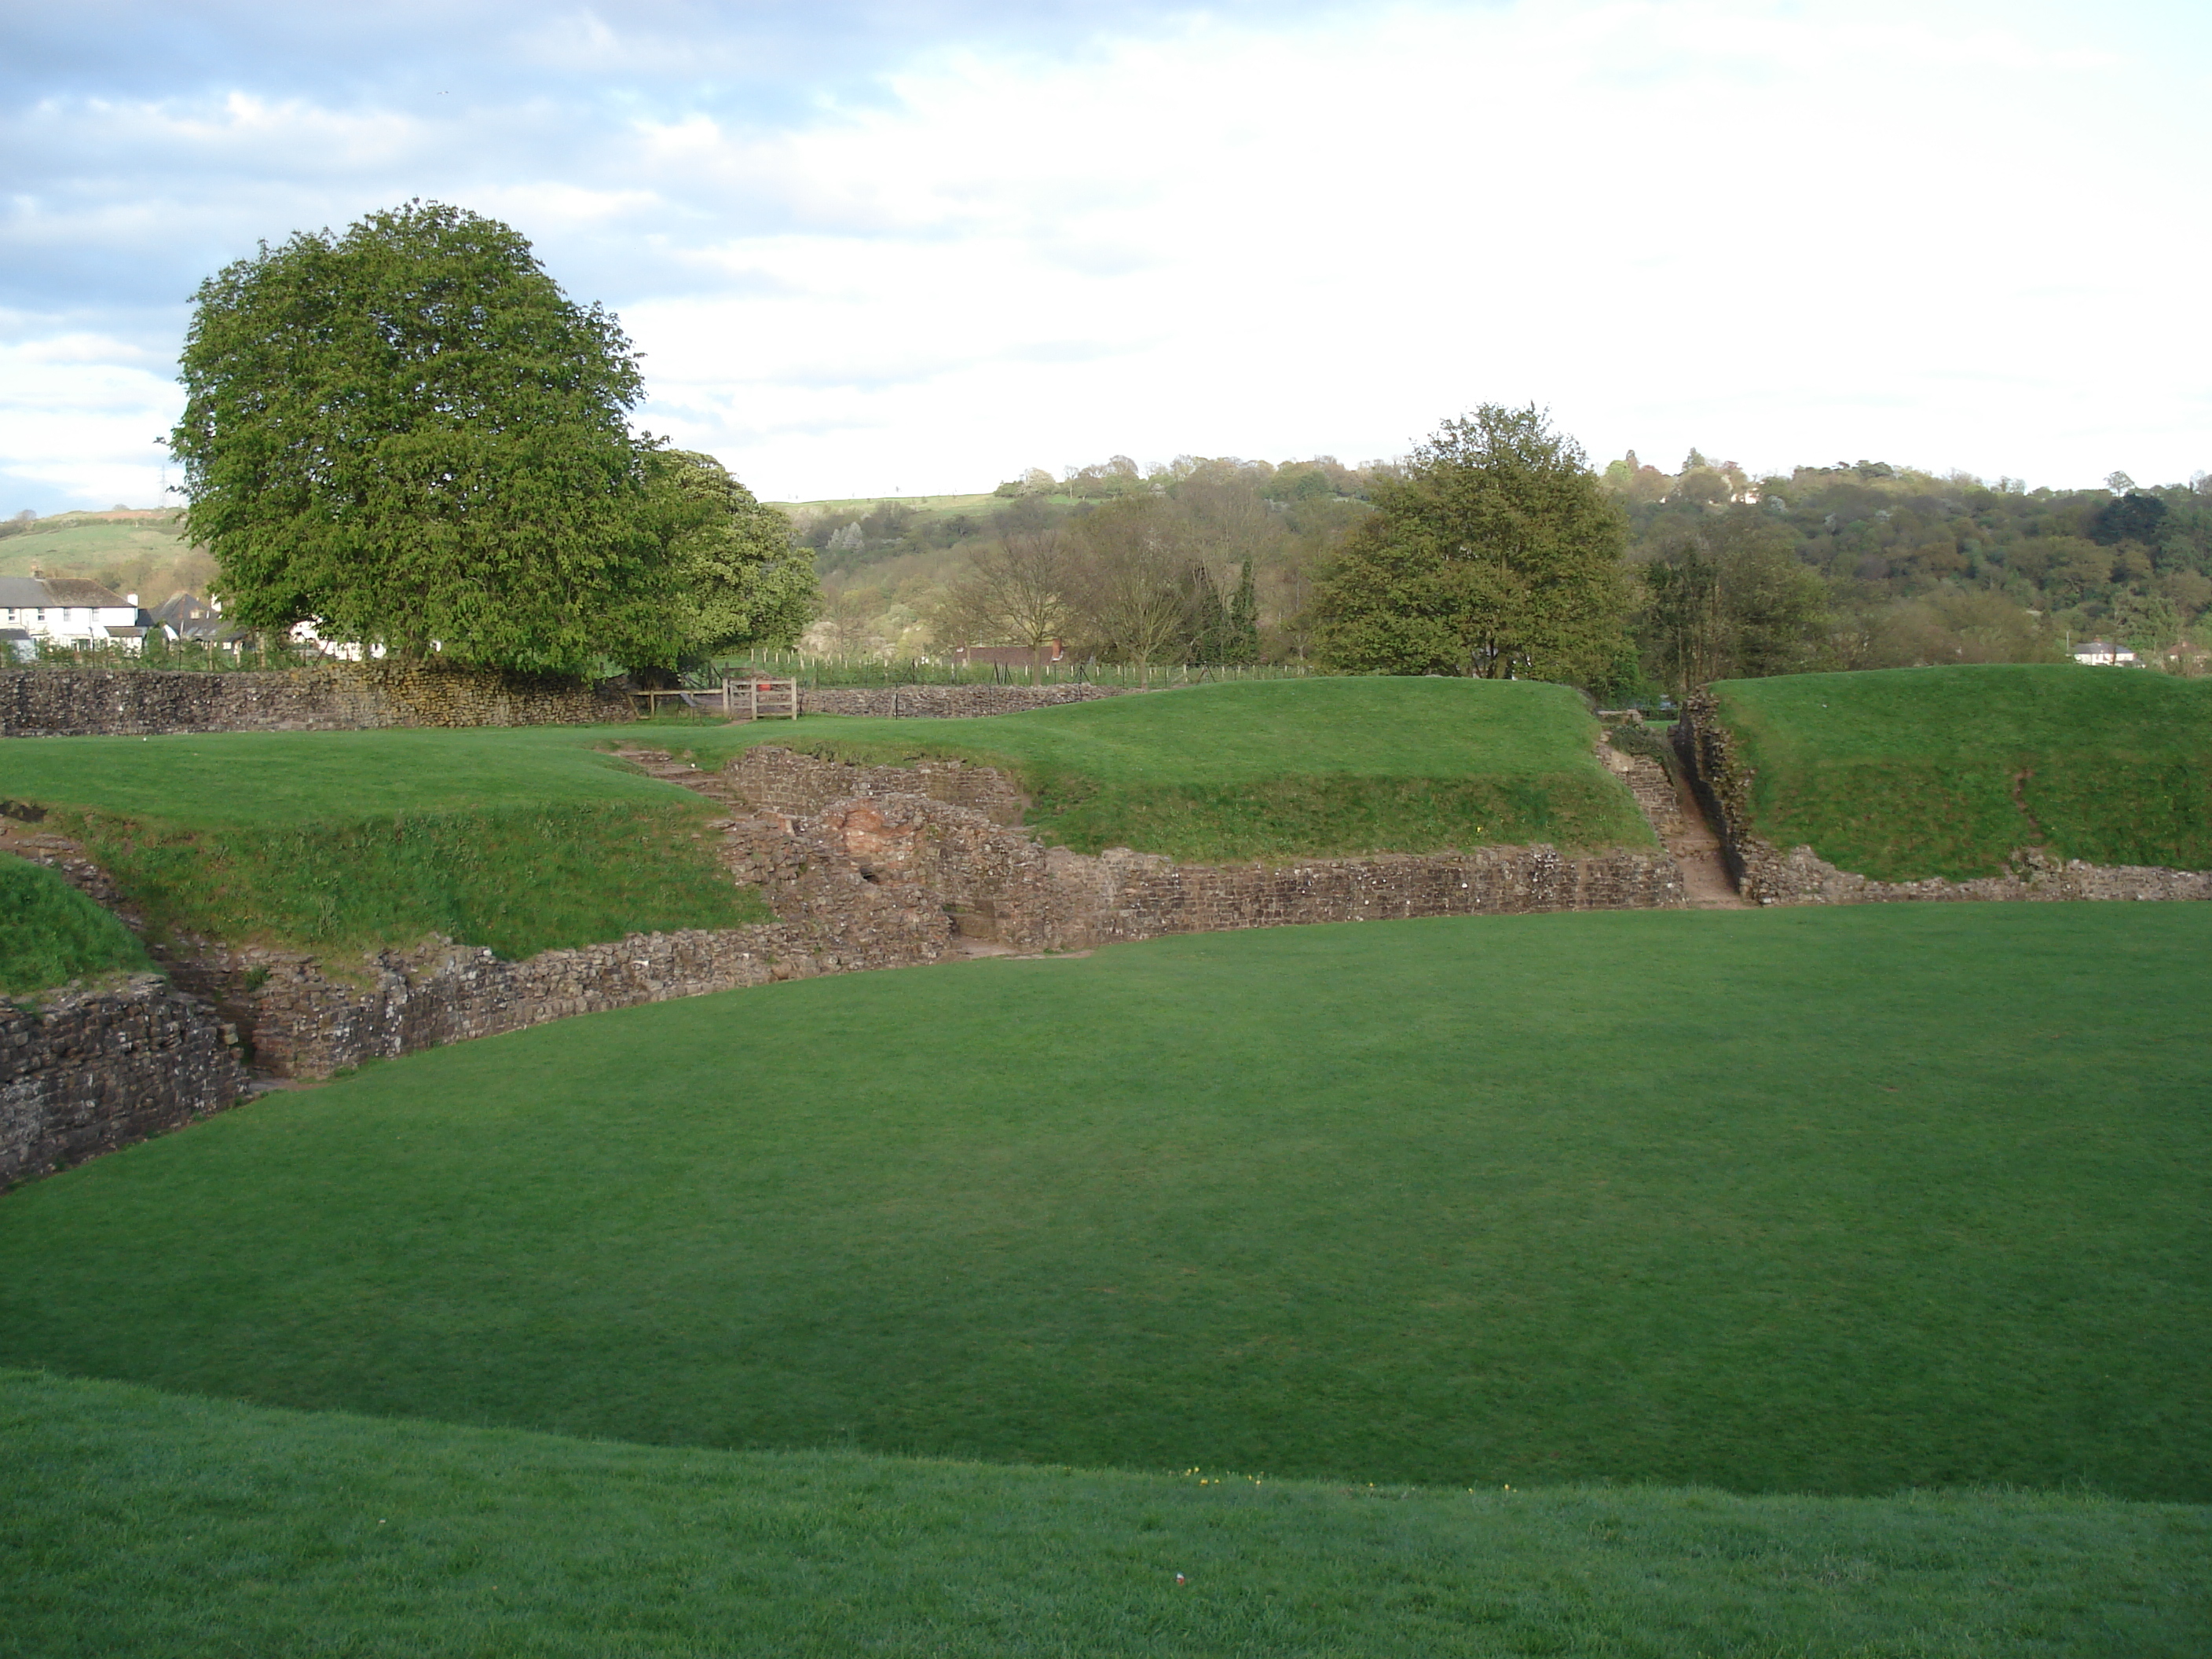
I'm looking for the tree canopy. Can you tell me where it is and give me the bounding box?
[169,202,767,676]
[1312,405,1629,683]
[643,449,818,668]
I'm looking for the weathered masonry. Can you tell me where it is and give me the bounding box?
[2,977,247,1187]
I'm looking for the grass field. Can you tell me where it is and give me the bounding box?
[685,678,1655,860]
[0,852,151,994]
[0,729,767,958]
[5,1369,2202,1659]
[3,903,2203,1503]
[1711,665,2212,881]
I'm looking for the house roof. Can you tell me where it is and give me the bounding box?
[152,592,216,625]
[0,576,130,608]
[36,577,130,607]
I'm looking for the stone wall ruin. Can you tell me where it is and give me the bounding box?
[2,976,248,1186]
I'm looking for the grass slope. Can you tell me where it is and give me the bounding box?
[0,852,151,994]
[2,905,2204,1501]
[686,678,1654,859]
[5,1370,2202,1659]
[1712,665,2212,881]
[0,514,190,578]
[0,730,768,957]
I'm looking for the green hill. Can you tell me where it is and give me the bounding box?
[4,904,2204,1501]
[0,853,152,994]
[5,1368,2199,1658]
[0,511,212,604]
[1708,665,2212,881]
[690,677,1654,860]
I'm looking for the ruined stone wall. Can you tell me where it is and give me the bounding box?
[1,976,247,1186]
[798,683,1135,718]
[0,663,631,738]
[5,739,1679,1108]
[725,745,1029,823]
[1672,690,2212,905]
[807,789,1682,951]
[181,811,957,1078]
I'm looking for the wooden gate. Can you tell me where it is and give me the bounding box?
[627,678,800,721]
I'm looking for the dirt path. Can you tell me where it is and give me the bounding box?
[1663,767,1749,909]
[1599,742,1748,910]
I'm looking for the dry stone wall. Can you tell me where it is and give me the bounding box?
[1,663,631,738]
[1672,690,2212,905]
[2,976,247,1186]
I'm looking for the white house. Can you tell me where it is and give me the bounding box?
[0,576,151,651]
[2071,639,2139,666]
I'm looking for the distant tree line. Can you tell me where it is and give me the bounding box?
[1617,455,2212,693]
[162,202,2209,698]
[895,433,2212,700]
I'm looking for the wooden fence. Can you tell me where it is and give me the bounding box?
[628,678,800,721]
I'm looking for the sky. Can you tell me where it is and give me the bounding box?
[2,0,2207,511]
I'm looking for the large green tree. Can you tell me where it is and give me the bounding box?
[643,449,819,670]
[1312,405,1629,683]
[170,202,668,675]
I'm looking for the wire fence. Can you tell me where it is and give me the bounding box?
[712,651,1314,689]
[14,637,322,673]
[9,637,1317,689]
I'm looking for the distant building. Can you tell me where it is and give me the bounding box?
[152,591,235,643]
[2071,639,2138,666]
[286,618,385,661]
[0,628,35,665]
[0,576,151,650]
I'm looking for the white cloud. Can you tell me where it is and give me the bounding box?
[2,0,2207,509]
[609,0,2210,494]
[0,337,181,507]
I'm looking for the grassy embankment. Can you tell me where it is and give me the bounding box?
[1711,664,2212,881]
[0,728,769,960]
[686,677,1655,862]
[0,679,1643,954]
[5,903,2204,1503]
[0,853,151,994]
[5,1368,2201,1659]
